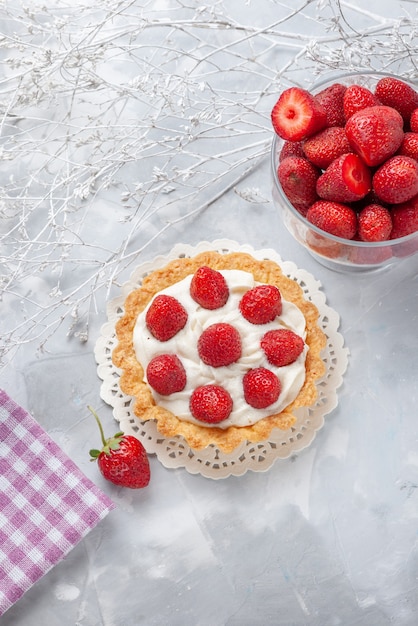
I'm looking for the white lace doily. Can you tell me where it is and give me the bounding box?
[94,239,349,479]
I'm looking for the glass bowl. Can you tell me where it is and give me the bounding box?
[271,71,418,272]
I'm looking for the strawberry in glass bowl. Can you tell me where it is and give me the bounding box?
[271,71,418,272]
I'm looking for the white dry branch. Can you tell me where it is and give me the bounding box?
[0,0,417,368]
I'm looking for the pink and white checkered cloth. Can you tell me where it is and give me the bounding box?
[0,389,115,616]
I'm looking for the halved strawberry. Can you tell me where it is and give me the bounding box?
[277,156,320,215]
[306,200,358,239]
[343,84,381,120]
[316,153,372,203]
[302,126,352,169]
[375,77,418,123]
[373,155,418,204]
[271,87,327,142]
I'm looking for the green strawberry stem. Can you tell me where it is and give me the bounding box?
[88,405,124,460]
[88,405,107,447]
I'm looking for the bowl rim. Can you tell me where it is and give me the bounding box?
[271,70,418,249]
[310,68,417,94]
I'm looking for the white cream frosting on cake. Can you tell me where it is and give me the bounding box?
[133,269,308,428]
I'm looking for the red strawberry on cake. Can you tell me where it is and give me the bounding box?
[198,323,242,367]
[146,294,188,341]
[190,385,233,424]
[146,354,187,395]
[261,329,305,367]
[243,368,281,409]
[239,284,282,324]
[190,266,229,309]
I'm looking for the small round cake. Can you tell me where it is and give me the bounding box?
[113,250,326,453]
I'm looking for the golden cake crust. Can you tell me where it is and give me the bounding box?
[113,251,327,453]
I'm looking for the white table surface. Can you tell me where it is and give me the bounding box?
[1,1,418,625]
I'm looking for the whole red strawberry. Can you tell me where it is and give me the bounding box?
[243,368,281,409]
[306,230,342,260]
[302,126,351,169]
[271,87,327,141]
[316,153,372,203]
[345,105,404,166]
[190,266,229,310]
[390,196,418,238]
[348,245,393,266]
[89,407,150,489]
[343,84,381,120]
[239,284,282,325]
[198,323,242,367]
[410,108,418,133]
[373,155,418,204]
[357,204,392,242]
[146,354,187,395]
[375,77,418,123]
[277,156,320,215]
[279,140,305,162]
[189,385,233,423]
[390,198,418,256]
[398,132,418,161]
[146,294,188,341]
[306,200,357,239]
[261,329,305,367]
[314,82,346,127]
